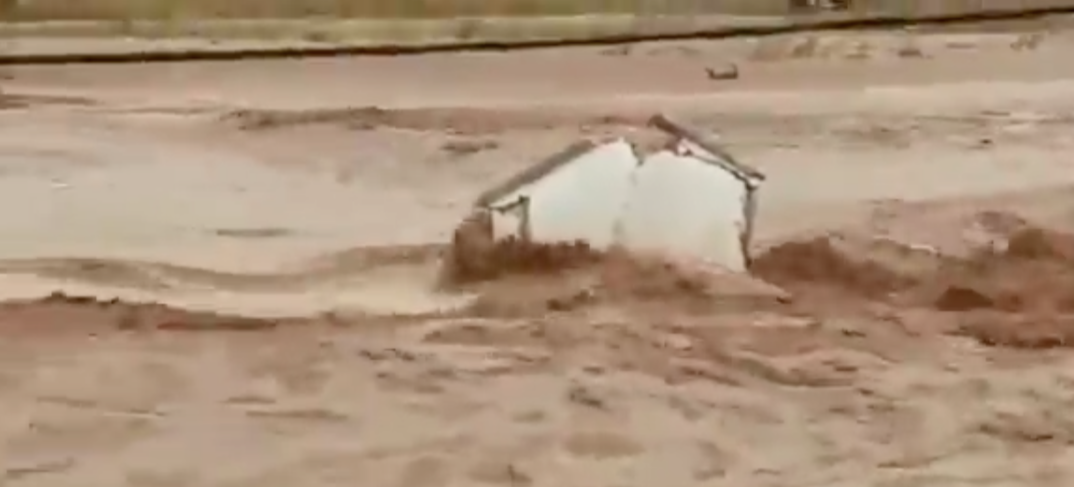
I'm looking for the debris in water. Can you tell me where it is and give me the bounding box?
[442,114,765,285]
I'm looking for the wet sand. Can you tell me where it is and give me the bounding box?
[3,27,1074,487]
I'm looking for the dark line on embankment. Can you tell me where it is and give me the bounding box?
[0,6,1072,65]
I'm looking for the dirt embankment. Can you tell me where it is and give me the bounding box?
[2,2,1073,64]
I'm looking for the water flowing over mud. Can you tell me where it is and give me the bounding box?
[7,25,1074,487]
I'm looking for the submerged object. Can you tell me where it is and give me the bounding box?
[443,114,765,284]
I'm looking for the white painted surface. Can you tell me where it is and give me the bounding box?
[482,137,753,272]
[617,149,751,272]
[490,203,525,241]
[487,139,639,248]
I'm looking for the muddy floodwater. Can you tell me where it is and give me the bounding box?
[4,27,1074,487]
